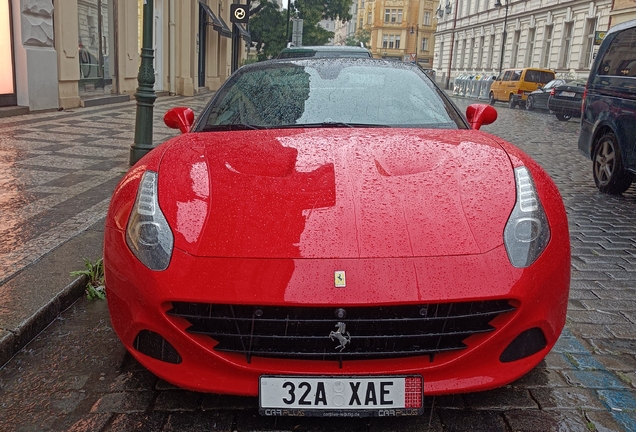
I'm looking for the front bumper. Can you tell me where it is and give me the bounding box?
[104,223,570,396]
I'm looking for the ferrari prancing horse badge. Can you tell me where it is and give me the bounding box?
[334,270,346,288]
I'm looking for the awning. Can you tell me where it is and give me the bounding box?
[199,1,232,38]
[235,23,251,43]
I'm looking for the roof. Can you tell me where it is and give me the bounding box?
[277,45,372,59]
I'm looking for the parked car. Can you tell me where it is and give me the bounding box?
[547,79,587,121]
[578,18,636,194]
[489,68,556,108]
[524,79,566,111]
[277,45,372,59]
[104,58,570,416]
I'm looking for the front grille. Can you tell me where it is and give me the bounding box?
[167,300,515,363]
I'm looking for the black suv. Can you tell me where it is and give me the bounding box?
[578,19,636,194]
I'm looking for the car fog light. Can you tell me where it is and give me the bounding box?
[126,171,174,270]
[503,167,550,268]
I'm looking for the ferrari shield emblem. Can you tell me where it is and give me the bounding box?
[334,270,346,288]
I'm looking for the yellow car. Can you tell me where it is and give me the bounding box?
[489,68,555,108]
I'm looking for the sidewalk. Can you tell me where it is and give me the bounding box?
[0,92,213,367]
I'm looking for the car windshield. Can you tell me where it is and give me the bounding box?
[200,60,462,130]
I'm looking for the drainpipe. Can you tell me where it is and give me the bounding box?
[169,0,176,95]
[445,0,460,89]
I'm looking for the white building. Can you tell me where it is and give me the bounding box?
[433,0,613,88]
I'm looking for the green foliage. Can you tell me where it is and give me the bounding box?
[70,258,106,300]
[345,28,370,47]
[295,0,353,23]
[249,0,354,59]
[302,24,334,46]
[249,0,288,60]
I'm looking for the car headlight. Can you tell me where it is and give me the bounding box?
[126,171,174,270]
[503,167,550,268]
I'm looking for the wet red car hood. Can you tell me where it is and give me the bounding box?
[157,128,516,259]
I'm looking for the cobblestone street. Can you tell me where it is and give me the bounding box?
[1,94,636,431]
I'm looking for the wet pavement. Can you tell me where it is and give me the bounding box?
[0,93,211,366]
[1,94,636,431]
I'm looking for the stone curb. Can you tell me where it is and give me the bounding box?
[0,220,105,368]
[0,275,86,367]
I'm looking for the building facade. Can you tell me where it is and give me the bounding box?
[357,0,437,67]
[1,0,247,112]
[433,0,613,88]
[610,0,636,26]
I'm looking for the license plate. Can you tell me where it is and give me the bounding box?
[259,375,423,417]
[560,91,576,97]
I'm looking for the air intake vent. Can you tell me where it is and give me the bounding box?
[133,330,182,364]
[168,301,514,363]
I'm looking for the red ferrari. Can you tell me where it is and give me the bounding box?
[104,58,570,417]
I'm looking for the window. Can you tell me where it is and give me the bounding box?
[368,12,372,25]
[542,25,553,68]
[359,18,363,29]
[525,27,536,66]
[465,0,471,16]
[468,38,475,68]
[597,26,636,77]
[460,39,467,68]
[422,37,429,51]
[424,12,431,26]
[502,70,512,80]
[438,41,444,68]
[581,18,597,68]
[477,35,484,68]
[383,35,388,48]
[395,35,401,49]
[389,35,395,49]
[510,69,522,81]
[510,30,520,68]
[384,9,402,23]
[559,21,573,68]
[487,34,495,68]
[360,0,364,7]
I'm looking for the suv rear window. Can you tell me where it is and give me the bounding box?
[597,27,636,77]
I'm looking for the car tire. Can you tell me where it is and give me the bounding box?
[508,95,517,109]
[489,93,496,105]
[555,112,571,121]
[592,131,634,195]
[526,96,534,111]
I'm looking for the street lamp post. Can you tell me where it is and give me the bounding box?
[494,0,509,74]
[130,0,156,166]
[410,24,419,63]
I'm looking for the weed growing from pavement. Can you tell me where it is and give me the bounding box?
[71,258,106,300]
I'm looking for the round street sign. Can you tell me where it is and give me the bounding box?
[230,4,249,23]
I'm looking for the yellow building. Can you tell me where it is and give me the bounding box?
[610,0,636,26]
[357,0,437,67]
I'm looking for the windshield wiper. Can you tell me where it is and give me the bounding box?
[282,122,389,129]
[199,124,267,132]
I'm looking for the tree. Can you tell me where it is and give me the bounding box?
[345,28,370,47]
[249,0,288,60]
[292,0,354,45]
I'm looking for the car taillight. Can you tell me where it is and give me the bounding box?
[517,89,524,95]
[581,86,588,113]
[550,88,556,96]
